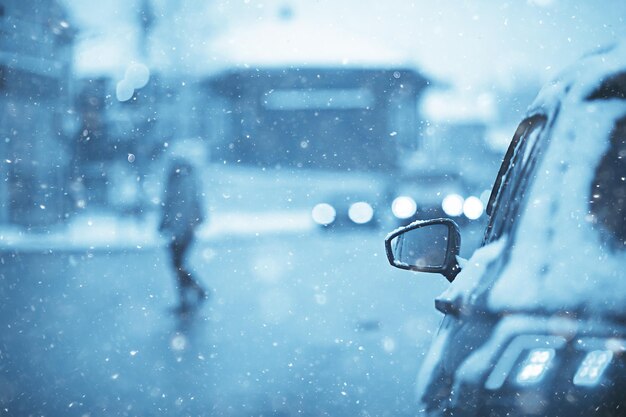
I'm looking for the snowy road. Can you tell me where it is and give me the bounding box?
[0,229,451,416]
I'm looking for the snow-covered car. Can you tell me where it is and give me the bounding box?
[384,42,626,416]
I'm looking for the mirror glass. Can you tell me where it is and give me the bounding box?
[390,223,450,269]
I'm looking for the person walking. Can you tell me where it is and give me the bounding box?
[159,157,209,311]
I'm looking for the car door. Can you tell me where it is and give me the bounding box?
[417,113,552,413]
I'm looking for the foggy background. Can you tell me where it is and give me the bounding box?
[0,0,625,416]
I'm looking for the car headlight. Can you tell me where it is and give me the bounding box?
[348,201,374,224]
[463,196,484,220]
[391,196,417,219]
[485,335,621,395]
[573,350,613,387]
[515,348,555,385]
[442,194,464,217]
[312,203,336,226]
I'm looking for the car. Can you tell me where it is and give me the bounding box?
[311,190,382,230]
[390,174,487,226]
[388,121,500,230]
[384,42,626,417]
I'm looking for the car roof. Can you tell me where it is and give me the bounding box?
[527,42,626,118]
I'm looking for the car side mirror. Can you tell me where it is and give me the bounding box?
[384,218,462,282]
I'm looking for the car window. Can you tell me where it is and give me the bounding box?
[589,115,626,248]
[485,115,548,242]
[586,71,626,100]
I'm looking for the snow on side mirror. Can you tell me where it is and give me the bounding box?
[384,218,462,282]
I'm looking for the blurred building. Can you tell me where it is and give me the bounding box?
[72,73,203,216]
[206,67,426,170]
[0,0,76,228]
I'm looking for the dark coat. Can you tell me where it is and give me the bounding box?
[159,160,205,239]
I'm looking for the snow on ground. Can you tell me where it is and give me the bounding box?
[0,210,314,251]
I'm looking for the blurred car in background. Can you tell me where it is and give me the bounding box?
[390,173,488,226]
[312,191,381,230]
[385,42,626,416]
[388,121,500,233]
[205,66,430,232]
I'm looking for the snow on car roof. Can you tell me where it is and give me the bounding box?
[528,42,626,116]
[487,41,626,315]
[433,42,626,319]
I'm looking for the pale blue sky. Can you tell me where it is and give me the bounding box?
[64,0,626,92]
